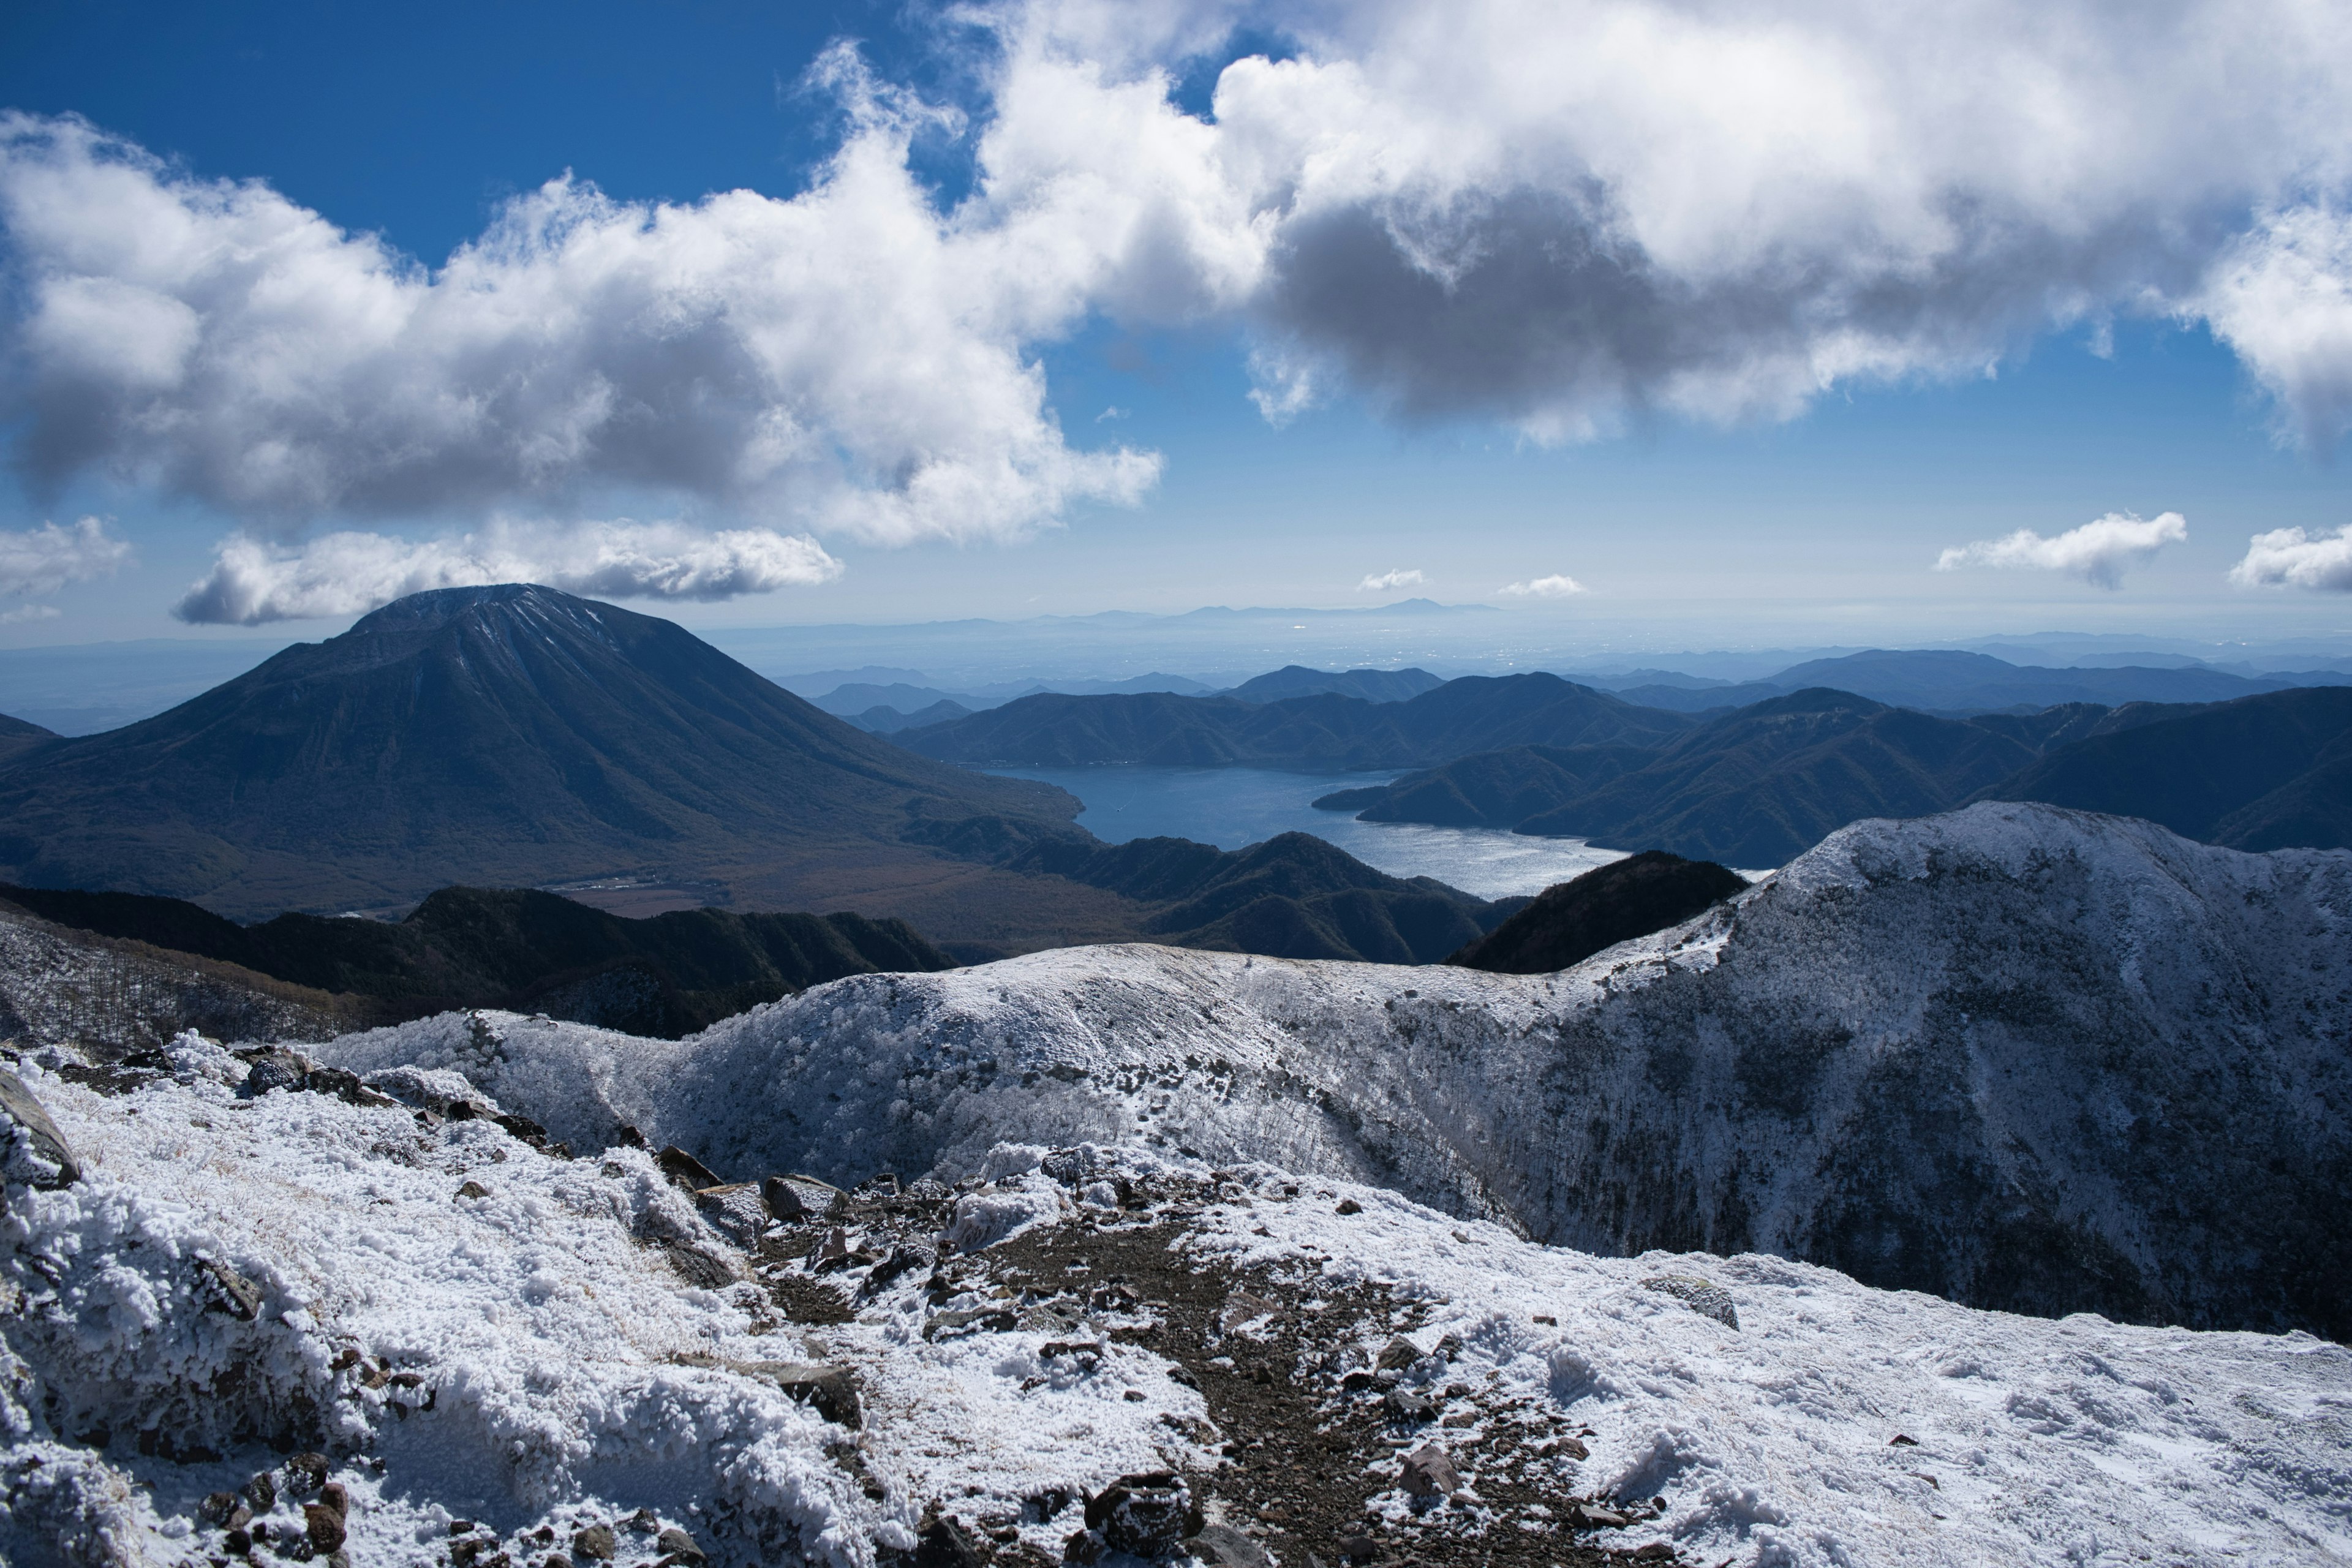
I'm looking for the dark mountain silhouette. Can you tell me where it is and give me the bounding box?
[1447,851,1749,973]
[1976,687,2352,851]
[0,713,55,766]
[1326,690,2043,866]
[900,673,1691,769]
[0,585,1101,941]
[1005,831,1505,964]
[1223,665,1446,704]
[1319,744,1659,826]
[0,880,948,1038]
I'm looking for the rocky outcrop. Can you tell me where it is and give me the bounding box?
[318,804,2352,1338]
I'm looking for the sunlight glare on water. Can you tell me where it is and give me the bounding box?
[985,765,1628,900]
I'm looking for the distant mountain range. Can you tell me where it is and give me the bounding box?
[0,586,1521,968]
[807,663,1440,732]
[899,673,1689,769]
[1323,685,2352,864]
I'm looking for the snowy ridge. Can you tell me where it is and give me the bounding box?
[2,1054,2348,1568]
[322,804,2352,1336]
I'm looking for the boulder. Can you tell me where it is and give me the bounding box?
[1084,1472,1196,1558]
[744,1361,862,1428]
[571,1525,617,1561]
[656,1145,722,1191]
[1399,1444,1460,1498]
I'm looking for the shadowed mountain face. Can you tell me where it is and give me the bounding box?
[1975,686,2352,851]
[1324,690,2041,867]
[900,673,1691,769]
[1447,851,1749,973]
[0,881,948,1038]
[0,586,1088,933]
[0,713,56,767]
[1006,831,1506,963]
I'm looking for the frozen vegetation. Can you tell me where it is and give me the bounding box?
[1,803,2347,1567]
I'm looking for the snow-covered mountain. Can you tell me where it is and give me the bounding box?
[6,801,2350,1568]
[320,803,2352,1338]
[5,1047,2346,1568]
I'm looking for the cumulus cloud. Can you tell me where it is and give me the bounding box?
[1358,567,1424,591]
[172,519,842,625]
[8,0,2352,569]
[0,603,60,624]
[1936,511,2187,589]
[0,83,1159,546]
[0,514,132,598]
[2229,524,2352,592]
[993,0,2352,443]
[1499,573,1585,598]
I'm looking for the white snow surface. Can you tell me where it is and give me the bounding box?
[318,802,2352,1335]
[2,1061,2346,1567]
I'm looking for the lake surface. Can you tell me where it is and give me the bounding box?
[986,765,1626,900]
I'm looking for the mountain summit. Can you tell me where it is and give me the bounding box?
[0,584,1084,927]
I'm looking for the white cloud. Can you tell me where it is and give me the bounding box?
[9,0,2352,570]
[2198,207,2352,451]
[1499,574,1586,598]
[0,514,132,597]
[1358,567,1424,591]
[0,86,1159,546]
[2229,524,2352,592]
[172,520,843,625]
[1936,511,2187,590]
[0,603,61,624]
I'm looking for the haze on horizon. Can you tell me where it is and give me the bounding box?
[2,0,2350,655]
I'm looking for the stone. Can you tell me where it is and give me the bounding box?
[693,1183,768,1246]
[317,1483,348,1518]
[0,1071,80,1188]
[1638,1273,1738,1331]
[198,1259,263,1321]
[1374,1336,1422,1371]
[224,1528,253,1555]
[244,1471,279,1514]
[655,1145,722,1191]
[456,1180,492,1200]
[241,1048,315,1096]
[1186,1524,1269,1568]
[1398,1444,1460,1498]
[1063,1528,1107,1564]
[198,1491,241,1525]
[662,1242,736,1288]
[654,1526,703,1563]
[1383,1387,1434,1420]
[304,1502,347,1552]
[1567,1505,1628,1529]
[571,1525,617,1561]
[285,1452,329,1494]
[912,1516,986,1568]
[1630,1547,1675,1562]
[745,1362,863,1428]
[1336,1534,1379,1563]
[1085,1472,1194,1558]
[1889,1433,1920,1446]
[1334,1198,1362,1215]
[304,1066,398,1109]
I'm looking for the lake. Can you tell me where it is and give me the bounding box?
[985,765,1626,900]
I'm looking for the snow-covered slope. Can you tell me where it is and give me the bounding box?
[318,804,2352,1338]
[6,1049,2348,1568]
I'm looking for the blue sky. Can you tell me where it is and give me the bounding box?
[2,0,2350,654]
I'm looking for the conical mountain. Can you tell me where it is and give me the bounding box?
[0,585,1086,928]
